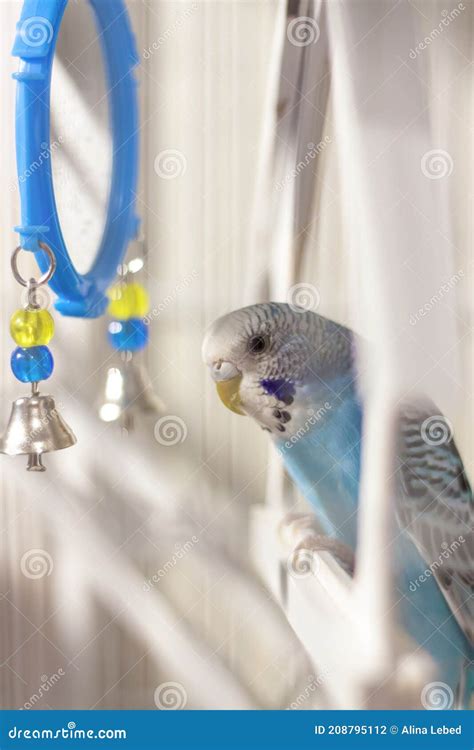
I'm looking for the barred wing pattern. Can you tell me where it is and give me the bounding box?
[396,403,474,644]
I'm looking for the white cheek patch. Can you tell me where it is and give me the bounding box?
[239,379,299,435]
[241,378,332,439]
[259,377,296,404]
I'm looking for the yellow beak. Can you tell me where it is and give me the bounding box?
[215,375,245,415]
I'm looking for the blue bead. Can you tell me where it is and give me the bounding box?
[11,346,54,383]
[107,318,149,352]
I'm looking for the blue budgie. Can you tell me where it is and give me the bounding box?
[202,302,473,707]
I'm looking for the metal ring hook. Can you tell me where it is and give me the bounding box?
[11,242,57,288]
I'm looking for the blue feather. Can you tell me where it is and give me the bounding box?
[277,384,471,703]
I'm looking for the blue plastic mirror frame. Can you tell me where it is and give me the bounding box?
[12,0,140,317]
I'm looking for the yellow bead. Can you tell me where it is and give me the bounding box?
[107,282,150,319]
[10,308,55,347]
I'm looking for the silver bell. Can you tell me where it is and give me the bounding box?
[0,390,77,472]
[98,361,164,429]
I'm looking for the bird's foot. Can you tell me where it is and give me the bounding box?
[279,513,355,575]
[295,535,355,576]
[278,512,320,543]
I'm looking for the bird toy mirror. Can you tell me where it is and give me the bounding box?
[11,0,140,318]
[2,0,140,469]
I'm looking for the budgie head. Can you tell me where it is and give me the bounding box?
[202,302,355,437]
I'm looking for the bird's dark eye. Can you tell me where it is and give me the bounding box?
[248,334,268,355]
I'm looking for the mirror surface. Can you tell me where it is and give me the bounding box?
[51,0,112,276]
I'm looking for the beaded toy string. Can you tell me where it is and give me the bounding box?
[107,264,150,354]
[98,252,163,431]
[10,244,57,386]
[0,243,76,471]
